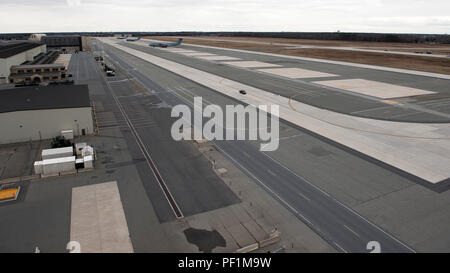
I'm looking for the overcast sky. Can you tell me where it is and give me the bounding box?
[1,0,449,34]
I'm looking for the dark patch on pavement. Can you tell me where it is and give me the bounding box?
[106,158,145,169]
[308,146,334,157]
[183,227,226,253]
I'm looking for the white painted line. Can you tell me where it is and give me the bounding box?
[179,52,216,56]
[222,61,282,68]
[168,50,198,54]
[196,55,242,61]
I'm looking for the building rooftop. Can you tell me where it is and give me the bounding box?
[41,36,82,47]
[0,85,90,113]
[11,63,65,69]
[0,41,43,59]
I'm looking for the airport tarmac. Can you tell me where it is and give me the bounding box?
[103,38,450,185]
[1,51,334,253]
[2,38,448,253]
[99,41,414,252]
[95,37,450,252]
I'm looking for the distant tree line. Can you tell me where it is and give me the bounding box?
[1,32,449,44]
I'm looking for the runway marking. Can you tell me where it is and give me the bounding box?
[350,105,393,114]
[288,93,450,140]
[108,79,130,83]
[298,192,311,202]
[267,169,277,177]
[343,224,360,238]
[382,100,399,105]
[278,133,304,141]
[221,61,282,68]
[259,133,304,150]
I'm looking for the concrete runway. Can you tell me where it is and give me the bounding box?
[101,39,450,185]
[96,40,419,252]
[122,41,450,123]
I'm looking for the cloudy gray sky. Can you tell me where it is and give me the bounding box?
[1,0,449,34]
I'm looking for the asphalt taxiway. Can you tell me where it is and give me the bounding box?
[95,39,430,252]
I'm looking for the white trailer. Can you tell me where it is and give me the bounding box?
[34,161,43,175]
[42,147,74,160]
[75,143,87,156]
[42,156,76,175]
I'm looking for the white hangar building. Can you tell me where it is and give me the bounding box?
[0,85,94,144]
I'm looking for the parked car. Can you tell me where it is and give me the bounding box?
[106,70,116,77]
[239,90,247,95]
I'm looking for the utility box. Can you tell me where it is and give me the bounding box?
[81,145,94,157]
[84,155,93,169]
[75,142,87,156]
[42,147,74,160]
[42,156,76,175]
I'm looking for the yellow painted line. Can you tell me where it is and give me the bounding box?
[382,100,399,105]
[343,224,360,238]
[299,192,311,202]
[267,169,277,177]
[0,188,18,200]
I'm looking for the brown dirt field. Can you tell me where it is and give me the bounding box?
[360,48,450,55]
[265,48,450,74]
[151,36,450,49]
[146,36,450,74]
